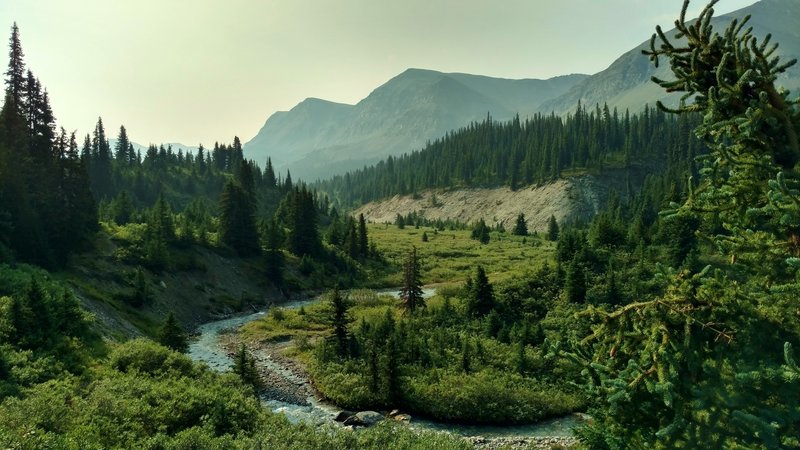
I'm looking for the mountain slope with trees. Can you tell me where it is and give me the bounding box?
[244,70,588,181]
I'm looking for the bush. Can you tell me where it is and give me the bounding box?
[110,339,196,377]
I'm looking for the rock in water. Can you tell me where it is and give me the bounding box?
[352,411,384,427]
[334,411,354,422]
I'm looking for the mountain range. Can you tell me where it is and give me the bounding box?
[244,0,800,182]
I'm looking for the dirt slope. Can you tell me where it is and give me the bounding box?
[354,175,619,231]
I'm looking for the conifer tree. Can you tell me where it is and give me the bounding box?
[358,213,369,257]
[575,2,800,447]
[513,213,528,236]
[328,287,350,357]
[466,266,494,317]
[399,246,424,313]
[4,23,25,108]
[219,180,260,256]
[157,312,187,353]
[264,157,277,189]
[233,343,261,394]
[546,215,559,241]
[114,125,130,163]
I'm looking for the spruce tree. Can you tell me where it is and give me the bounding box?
[233,343,261,394]
[4,23,25,108]
[357,213,369,258]
[219,180,260,256]
[574,2,800,447]
[546,215,559,241]
[399,246,424,313]
[512,213,528,236]
[157,312,188,353]
[466,266,494,317]
[114,125,130,163]
[328,287,350,357]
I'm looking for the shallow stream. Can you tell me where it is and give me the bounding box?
[187,288,580,438]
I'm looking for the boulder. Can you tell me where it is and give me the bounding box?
[343,411,385,427]
[355,411,384,426]
[343,415,363,427]
[334,410,355,422]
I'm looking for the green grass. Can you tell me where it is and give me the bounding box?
[367,223,556,286]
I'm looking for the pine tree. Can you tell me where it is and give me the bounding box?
[513,213,528,236]
[264,157,277,189]
[262,218,284,286]
[547,215,559,241]
[328,287,350,357]
[564,259,586,303]
[157,312,187,353]
[399,246,424,313]
[466,266,494,317]
[219,180,260,256]
[114,125,130,163]
[232,343,261,394]
[4,23,25,108]
[357,213,369,258]
[286,186,320,257]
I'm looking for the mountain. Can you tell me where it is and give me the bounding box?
[245,0,800,183]
[541,0,800,115]
[244,70,588,181]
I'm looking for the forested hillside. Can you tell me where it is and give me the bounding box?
[318,103,705,210]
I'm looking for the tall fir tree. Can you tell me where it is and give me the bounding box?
[399,246,424,313]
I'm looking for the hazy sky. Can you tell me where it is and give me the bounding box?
[0,0,756,146]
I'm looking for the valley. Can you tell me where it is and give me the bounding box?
[1,1,799,449]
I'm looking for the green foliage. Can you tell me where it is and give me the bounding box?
[465,266,495,317]
[157,312,188,353]
[569,2,800,448]
[470,218,491,244]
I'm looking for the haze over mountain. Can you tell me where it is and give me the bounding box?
[244,70,588,181]
[540,0,800,115]
[246,0,799,183]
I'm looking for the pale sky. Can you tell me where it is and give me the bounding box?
[0,0,756,147]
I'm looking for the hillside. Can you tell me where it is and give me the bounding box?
[354,173,629,231]
[244,70,588,180]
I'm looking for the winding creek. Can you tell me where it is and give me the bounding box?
[187,288,581,440]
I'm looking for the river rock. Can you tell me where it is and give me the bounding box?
[343,415,363,427]
[344,411,384,427]
[392,413,411,423]
[334,411,355,422]
[356,411,385,426]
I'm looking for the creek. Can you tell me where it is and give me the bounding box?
[187,288,581,439]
